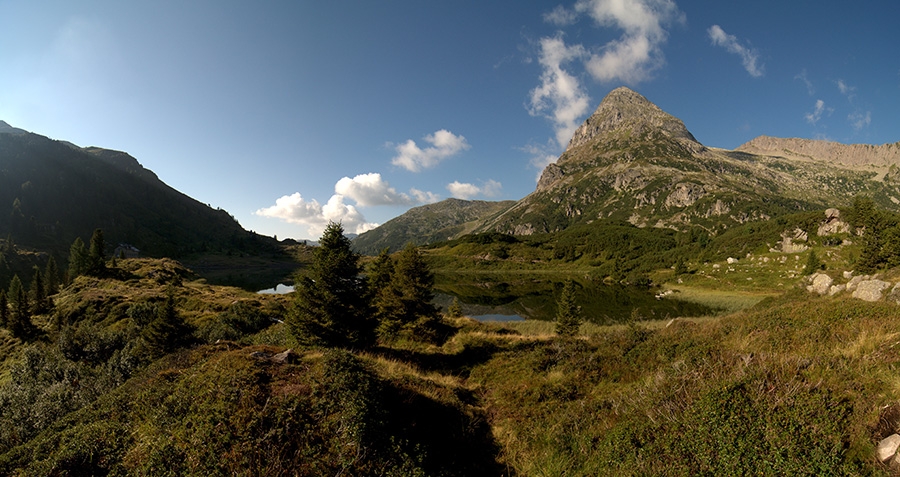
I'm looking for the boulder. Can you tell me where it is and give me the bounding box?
[846,275,871,291]
[806,273,833,295]
[889,283,900,304]
[877,434,900,462]
[272,349,299,364]
[852,280,891,302]
[828,284,846,296]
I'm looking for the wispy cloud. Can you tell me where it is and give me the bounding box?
[528,34,591,149]
[795,69,814,95]
[804,99,831,125]
[848,110,871,131]
[446,179,502,200]
[836,79,856,98]
[708,25,764,77]
[390,129,470,172]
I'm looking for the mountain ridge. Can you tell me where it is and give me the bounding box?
[356,87,900,249]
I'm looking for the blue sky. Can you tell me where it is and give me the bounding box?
[1,1,898,241]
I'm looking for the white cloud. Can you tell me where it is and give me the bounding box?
[520,141,561,181]
[849,110,871,131]
[446,179,503,199]
[795,69,814,95]
[708,25,764,77]
[391,129,470,172]
[410,188,441,204]
[836,79,858,103]
[804,99,831,125]
[529,34,591,149]
[544,5,579,26]
[334,172,413,206]
[530,0,683,149]
[577,0,684,83]
[255,193,378,239]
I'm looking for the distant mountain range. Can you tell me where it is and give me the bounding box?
[354,87,900,251]
[0,122,282,263]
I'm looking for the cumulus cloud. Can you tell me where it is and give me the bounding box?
[804,99,831,125]
[255,193,378,238]
[446,179,502,200]
[334,172,414,206]
[578,0,684,83]
[256,173,440,238]
[708,25,764,77]
[391,129,470,172]
[529,34,591,149]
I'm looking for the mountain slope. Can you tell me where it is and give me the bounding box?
[0,126,278,260]
[353,198,515,254]
[478,87,900,235]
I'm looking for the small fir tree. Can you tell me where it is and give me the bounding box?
[68,237,89,279]
[446,297,463,319]
[88,228,106,275]
[7,274,33,338]
[289,222,373,348]
[142,292,193,357]
[555,280,582,337]
[803,250,824,275]
[0,290,8,329]
[374,244,438,340]
[28,266,47,315]
[44,255,60,296]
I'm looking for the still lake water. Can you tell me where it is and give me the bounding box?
[257,275,715,324]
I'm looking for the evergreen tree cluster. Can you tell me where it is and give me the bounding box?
[287,223,440,348]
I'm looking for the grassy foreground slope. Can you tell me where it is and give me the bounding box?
[2,254,900,474]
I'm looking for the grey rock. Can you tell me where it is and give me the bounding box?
[852,280,891,302]
[877,434,900,462]
[807,273,833,295]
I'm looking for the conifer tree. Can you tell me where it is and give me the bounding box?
[28,266,46,315]
[0,290,8,329]
[88,228,106,275]
[142,291,193,357]
[446,297,463,319]
[372,244,438,340]
[44,256,60,296]
[68,237,89,279]
[7,275,33,338]
[289,222,372,348]
[555,280,582,337]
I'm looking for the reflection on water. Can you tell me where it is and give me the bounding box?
[258,283,295,295]
[434,275,716,324]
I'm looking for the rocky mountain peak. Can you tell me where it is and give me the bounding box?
[565,86,699,151]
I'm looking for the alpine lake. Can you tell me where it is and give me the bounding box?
[257,272,719,325]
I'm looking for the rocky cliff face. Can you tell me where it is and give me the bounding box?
[737,136,900,169]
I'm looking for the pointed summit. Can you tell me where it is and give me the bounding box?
[566,87,698,151]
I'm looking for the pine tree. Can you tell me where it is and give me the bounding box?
[7,275,33,338]
[142,292,193,357]
[289,222,372,348]
[446,297,463,319]
[68,237,89,279]
[555,280,582,337]
[392,243,437,322]
[0,290,8,329]
[28,266,46,315]
[44,255,60,296]
[803,250,824,275]
[88,228,106,275]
